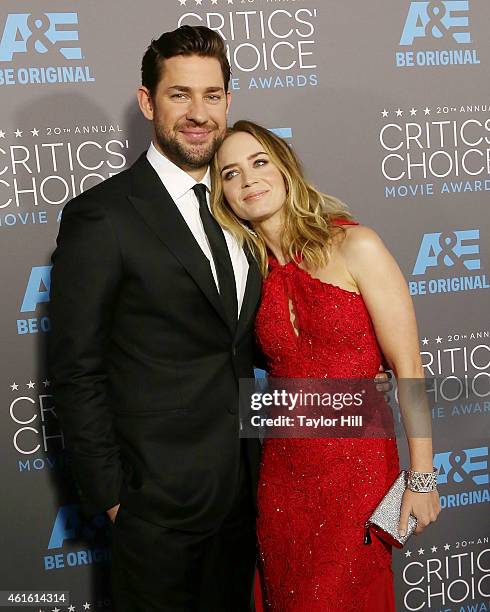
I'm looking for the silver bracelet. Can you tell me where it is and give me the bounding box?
[407,468,439,493]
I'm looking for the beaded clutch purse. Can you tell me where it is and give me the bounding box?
[364,471,417,549]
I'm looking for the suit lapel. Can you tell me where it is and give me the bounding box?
[128,154,229,329]
[235,247,262,342]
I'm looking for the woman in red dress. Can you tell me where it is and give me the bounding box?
[211,121,441,611]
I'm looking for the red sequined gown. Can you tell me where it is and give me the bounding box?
[255,230,400,611]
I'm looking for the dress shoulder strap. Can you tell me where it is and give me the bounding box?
[331,216,359,227]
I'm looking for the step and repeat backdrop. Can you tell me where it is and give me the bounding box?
[1,1,489,610]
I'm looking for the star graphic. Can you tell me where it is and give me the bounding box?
[10,382,19,391]
[27,380,35,389]
[178,0,187,4]
[195,0,202,4]
[83,604,91,610]
[0,130,5,138]
[422,337,429,345]
[14,128,23,137]
[436,336,442,344]
[31,128,40,136]
[211,0,218,3]
[228,0,233,4]
[424,107,431,115]
[444,543,451,550]
[431,546,438,552]
[68,606,76,612]
[410,107,417,116]
[405,549,412,557]
[381,109,389,117]
[418,548,425,555]
[52,607,60,612]
[43,379,51,387]
[395,108,403,117]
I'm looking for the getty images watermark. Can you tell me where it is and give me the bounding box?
[250,386,365,428]
[240,378,396,439]
[239,377,488,439]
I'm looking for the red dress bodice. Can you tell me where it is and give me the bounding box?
[255,256,382,379]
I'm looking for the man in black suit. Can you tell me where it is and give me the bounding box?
[49,26,261,611]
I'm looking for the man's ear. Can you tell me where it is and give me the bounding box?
[137,86,154,121]
[225,91,232,117]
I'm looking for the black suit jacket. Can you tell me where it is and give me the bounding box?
[49,153,262,531]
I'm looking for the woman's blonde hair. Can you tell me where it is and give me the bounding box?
[211,120,353,276]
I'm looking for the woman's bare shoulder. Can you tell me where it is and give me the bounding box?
[334,224,384,255]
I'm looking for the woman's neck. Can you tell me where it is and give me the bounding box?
[253,215,288,265]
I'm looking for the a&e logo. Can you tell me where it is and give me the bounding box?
[434,447,489,486]
[0,13,82,62]
[396,1,480,68]
[400,1,471,45]
[413,229,480,275]
[433,446,490,509]
[17,266,52,335]
[409,229,489,295]
[0,12,95,86]
[44,505,111,571]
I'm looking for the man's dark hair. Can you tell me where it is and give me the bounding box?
[142,25,231,96]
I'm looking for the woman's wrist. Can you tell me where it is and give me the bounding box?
[409,464,434,472]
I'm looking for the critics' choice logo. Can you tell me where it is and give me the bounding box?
[409,229,489,295]
[0,130,128,223]
[17,266,52,335]
[9,377,64,463]
[433,446,490,510]
[396,1,480,68]
[379,116,490,200]
[0,12,95,85]
[44,505,110,571]
[401,541,490,610]
[178,8,319,91]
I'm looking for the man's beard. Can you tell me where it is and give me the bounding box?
[154,121,225,169]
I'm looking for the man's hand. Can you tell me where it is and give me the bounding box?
[374,364,392,393]
[107,503,120,523]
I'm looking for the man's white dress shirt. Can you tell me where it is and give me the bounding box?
[147,142,249,314]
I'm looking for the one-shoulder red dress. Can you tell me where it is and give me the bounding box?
[254,222,399,611]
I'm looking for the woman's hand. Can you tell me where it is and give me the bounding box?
[399,489,441,536]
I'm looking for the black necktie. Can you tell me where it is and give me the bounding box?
[192,183,238,328]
